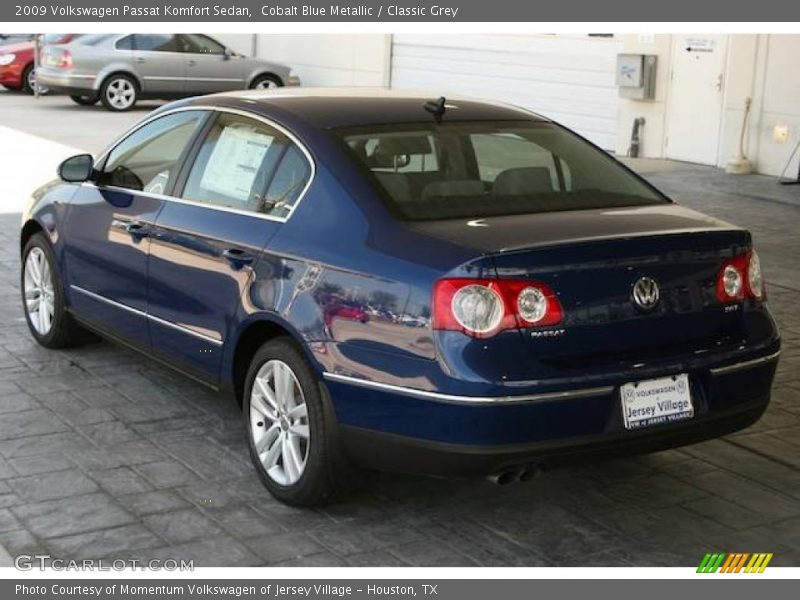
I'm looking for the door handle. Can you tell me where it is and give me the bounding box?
[187,59,197,67]
[222,248,254,267]
[716,73,724,92]
[125,222,149,240]
[135,57,146,64]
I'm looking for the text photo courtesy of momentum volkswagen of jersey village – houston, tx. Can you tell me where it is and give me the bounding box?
[0,0,799,597]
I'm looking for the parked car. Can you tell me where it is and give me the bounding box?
[0,34,35,47]
[37,33,298,111]
[20,89,780,505]
[0,34,79,94]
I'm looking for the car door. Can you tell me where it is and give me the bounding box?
[132,34,185,96]
[62,110,208,348]
[147,110,312,381]
[179,34,244,94]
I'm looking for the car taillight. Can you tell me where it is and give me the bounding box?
[433,278,563,338]
[748,251,765,300]
[58,50,72,69]
[716,250,765,303]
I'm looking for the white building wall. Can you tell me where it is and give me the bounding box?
[253,34,390,87]
[616,34,800,177]
[614,35,672,160]
[390,34,622,150]
[753,35,800,177]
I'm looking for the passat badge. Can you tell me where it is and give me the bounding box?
[632,277,660,311]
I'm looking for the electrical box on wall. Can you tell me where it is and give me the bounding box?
[616,54,657,100]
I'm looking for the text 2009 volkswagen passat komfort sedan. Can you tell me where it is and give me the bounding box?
[20,89,780,505]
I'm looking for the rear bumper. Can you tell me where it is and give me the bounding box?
[340,396,769,477]
[36,68,96,94]
[326,348,779,476]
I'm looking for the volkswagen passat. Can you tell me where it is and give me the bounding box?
[20,89,780,505]
[37,33,297,111]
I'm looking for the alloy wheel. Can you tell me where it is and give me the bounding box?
[106,78,135,110]
[255,79,279,89]
[23,247,55,335]
[249,359,310,486]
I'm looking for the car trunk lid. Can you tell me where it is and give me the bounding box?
[410,204,752,371]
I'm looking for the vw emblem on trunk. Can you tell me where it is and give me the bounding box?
[632,277,660,311]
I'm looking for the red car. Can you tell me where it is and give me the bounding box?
[0,34,78,94]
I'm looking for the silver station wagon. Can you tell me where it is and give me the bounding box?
[37,33,298,111]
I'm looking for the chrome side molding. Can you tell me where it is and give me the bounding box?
[709,350,781,376]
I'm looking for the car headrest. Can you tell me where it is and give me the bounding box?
[493,167,555,196]
[374,135,432,157]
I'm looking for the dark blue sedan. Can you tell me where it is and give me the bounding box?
[20,89,780,505]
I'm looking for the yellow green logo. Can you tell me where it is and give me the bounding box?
[697,553,773,573]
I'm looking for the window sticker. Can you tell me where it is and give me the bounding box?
[199,124,274,204]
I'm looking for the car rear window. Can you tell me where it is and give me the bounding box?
[79,34,114,46]
[337,121,666,221]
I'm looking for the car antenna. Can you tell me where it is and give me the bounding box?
[423,97,447,123]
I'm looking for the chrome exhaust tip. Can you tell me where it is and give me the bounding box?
[487,467,524,485]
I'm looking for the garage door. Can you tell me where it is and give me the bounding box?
[390,34,621,150]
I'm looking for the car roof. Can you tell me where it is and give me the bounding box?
[198,87,548,129]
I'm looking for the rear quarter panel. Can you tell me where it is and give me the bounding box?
[223,119,478,388]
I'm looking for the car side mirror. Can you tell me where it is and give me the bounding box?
[223,48,234,60]
[58,154,95,183]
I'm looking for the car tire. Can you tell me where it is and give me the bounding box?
[100,74,139,112]
[70,94,99,106]
[243,337,358,506]
[21,233,92,349]
[249,74,283,90]
[21,64,35,94]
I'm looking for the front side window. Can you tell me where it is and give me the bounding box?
[133,34,181,53]
[181,34,226,55]
[98,111,205,193]
[339,121,665,221]
[182,113,310,217]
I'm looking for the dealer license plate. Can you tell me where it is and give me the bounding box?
[620,374,694,430]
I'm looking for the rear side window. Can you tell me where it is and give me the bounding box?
[133,34,181,53]
[264,146,312,219]
[339,121,664,221]
[115,35,133,50]
[98,111,205,193]
[181,112,311,218]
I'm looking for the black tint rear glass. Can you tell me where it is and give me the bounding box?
[338,121,666,221]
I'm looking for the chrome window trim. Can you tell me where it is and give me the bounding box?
[709,350,781,376]
[91,105,316,225]
[322,372,614,405]
[70,285,224,347]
